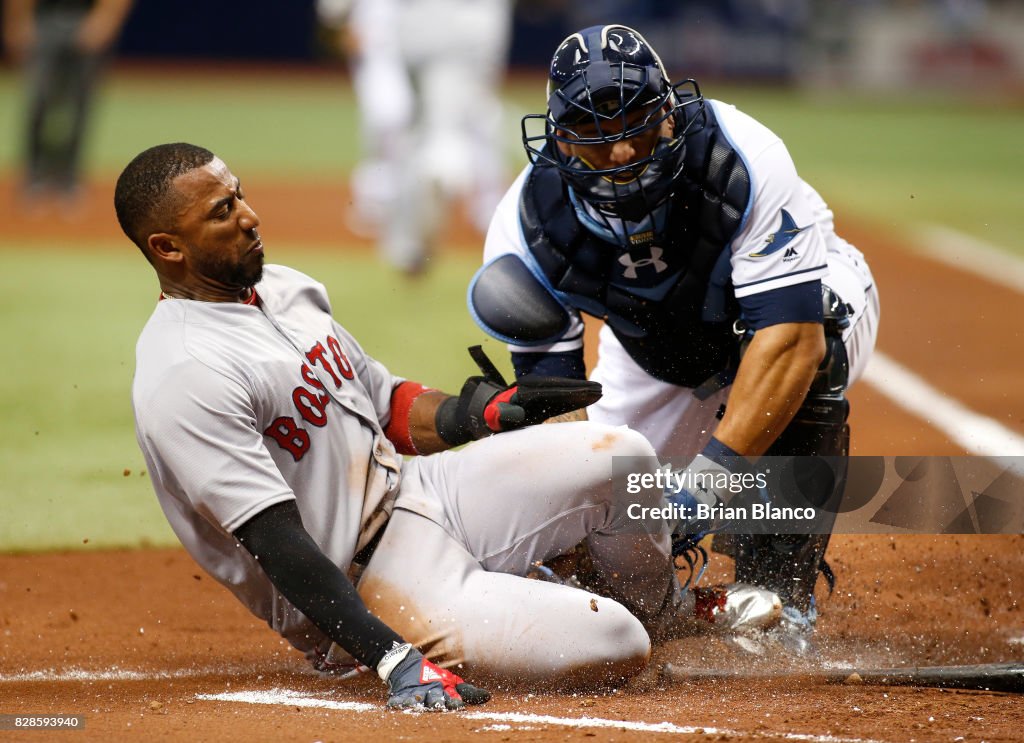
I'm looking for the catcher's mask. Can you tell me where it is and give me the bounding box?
[522,24,705,222]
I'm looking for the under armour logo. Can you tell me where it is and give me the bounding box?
[619,247,668,279]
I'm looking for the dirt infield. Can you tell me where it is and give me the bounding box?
[4,537,1023,742]
[3,176,1024,741]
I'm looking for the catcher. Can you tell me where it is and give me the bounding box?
[469,24,880,650]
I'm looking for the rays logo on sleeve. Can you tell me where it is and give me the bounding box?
[749,209,807,258]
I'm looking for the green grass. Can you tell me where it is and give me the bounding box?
[0,70,362,178]
[0,245,168,550]
[0,243,492,551]
[721,90,1024,252]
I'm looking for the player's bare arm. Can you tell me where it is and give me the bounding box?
[76,0,134,54]
[404,388,449,454]
[712,321,826,457]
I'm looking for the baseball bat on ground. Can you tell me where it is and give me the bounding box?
[660,662,1024,693]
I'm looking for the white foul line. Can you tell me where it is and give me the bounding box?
[863,224,1024,459]
[198,689,376,713]
[916,225,1024,295]
[0,667,221,683]
[0,661,307,684]
[862,351,1024,457]
[197,688,880,743]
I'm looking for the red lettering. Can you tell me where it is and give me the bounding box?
[327,335,355,380]
[293,386,329,426]
[300,364,327,393]
[306,342,343,388]
[264,417,311,461]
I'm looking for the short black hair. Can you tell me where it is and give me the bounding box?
[114,143,215,252]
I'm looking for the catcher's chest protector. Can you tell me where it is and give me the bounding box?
[519,104,752,387]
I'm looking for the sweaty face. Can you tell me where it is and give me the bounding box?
[169,158,264,291]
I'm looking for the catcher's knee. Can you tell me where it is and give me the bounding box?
[767,393,849,475]
[769,296,851,507]
[810,284,852,403]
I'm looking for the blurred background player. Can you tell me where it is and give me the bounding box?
[469,24,881,651]
[3,0,134,210]
[317,0,513,275]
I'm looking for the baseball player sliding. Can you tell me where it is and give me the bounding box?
[116,143,781,709]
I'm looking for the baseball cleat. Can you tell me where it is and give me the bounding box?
[690,583,783,631]
[769,602,819,656]
[724,602,820,657]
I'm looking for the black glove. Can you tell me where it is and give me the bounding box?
[435,346,602,446]
[377,642,489,710]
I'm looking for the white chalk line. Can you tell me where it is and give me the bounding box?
[198,689,376,713]
[197,688,881,743]
[0,662,305,684]
[916,225,1024,295]
[863,224,1024,458]
[0,667,208,683]
[863,352,1024,458]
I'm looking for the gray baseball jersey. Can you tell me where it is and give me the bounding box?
[134,265,440,649]
[133,264,673,681]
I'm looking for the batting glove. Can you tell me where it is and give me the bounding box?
[377,643,489,711]
[435,345,601,445]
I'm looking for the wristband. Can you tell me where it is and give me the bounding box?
[701,436,740,467]
[434,396,470,446]
[384,382,429,455]
[376,641,413,682]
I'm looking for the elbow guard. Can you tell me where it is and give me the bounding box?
[468,255,571,345]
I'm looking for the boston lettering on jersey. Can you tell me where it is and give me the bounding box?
[264,333,355,461]
[519,103,753,387]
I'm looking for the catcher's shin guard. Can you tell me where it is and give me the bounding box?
[733,286,852,613]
